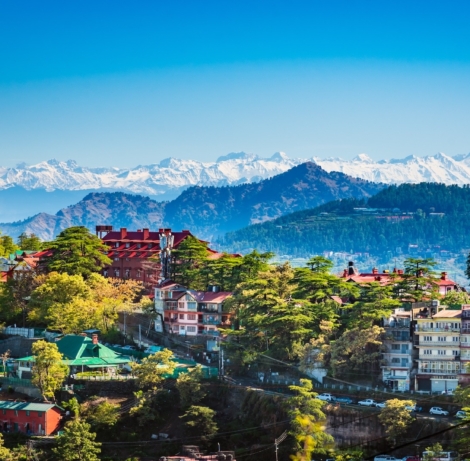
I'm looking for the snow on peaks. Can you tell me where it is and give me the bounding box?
[216,152,258,162]
[352,153,374,163]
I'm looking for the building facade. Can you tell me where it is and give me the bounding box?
[154,282,232,336]
[382,310,415,391]
[415,308,462,392]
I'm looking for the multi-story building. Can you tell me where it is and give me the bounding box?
[460,304,470,383]
[382,310,415,391]
[414,308,462,392]
[154,282,232,336]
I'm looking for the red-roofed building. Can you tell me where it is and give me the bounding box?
[97,226,232,287]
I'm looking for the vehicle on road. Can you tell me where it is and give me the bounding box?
[405,403,423,412]
[316,393,336,402]
[455,410,467,419]
[358,399,378,407]
[374,455,400,461]
[422,451,458,461]
[429,407,449,416]
[335,396,354,404]
[375,401,387,408]
[402,456,420,461]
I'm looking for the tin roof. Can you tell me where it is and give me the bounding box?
[0,401,59,412]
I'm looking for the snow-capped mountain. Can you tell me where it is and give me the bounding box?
[314,152,470,185]
[0,152,302,196]
[2,152,470,199]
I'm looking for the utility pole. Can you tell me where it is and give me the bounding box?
[274,431,288,461]
[138,324,142,348]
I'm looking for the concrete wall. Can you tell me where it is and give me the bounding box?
[0,336,38,358]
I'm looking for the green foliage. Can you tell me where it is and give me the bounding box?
[45,226,111,278]
[0,433,12,460]
[170,235,209,289]
[394,258,439,302]
[180,405,218,440]
[53,419,101,461]
[17,232,42,251]
[347,283,400,329]
[378,399,415,443]
[222,183,470,258]
[131,349,176,390]
[329,326,384,377]
[0,232,19,257]
[286,379,333,459]
[422,443,444,461]
[81,398,120,430]
[176,365,206,408]
[31,340,68,401]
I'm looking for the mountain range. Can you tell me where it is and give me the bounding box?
[2,151,470,223]
[0,162,383,241]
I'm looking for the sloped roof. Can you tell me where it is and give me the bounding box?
[433,309,462,319]
[191,291,232,303]
[0,401,59,412]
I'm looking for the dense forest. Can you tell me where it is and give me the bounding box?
[219,183,470,258]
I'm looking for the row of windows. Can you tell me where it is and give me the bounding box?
[422,336,459,342]
[1,410,43,417]
[114,242,154,249]
[422,350,459,356]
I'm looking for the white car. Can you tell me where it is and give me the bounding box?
[358,399,378,406]
[429,406,449,416]
[374,455,400,461]
[455,410,467,419]
[316,393,336,402]
[375,401,387,408]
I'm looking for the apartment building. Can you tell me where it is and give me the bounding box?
[415,308,462,392]
[154,282,232,336]
[460,304,470,382]
[382,310,415,391]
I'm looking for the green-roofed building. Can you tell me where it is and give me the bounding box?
[16,334,130,378]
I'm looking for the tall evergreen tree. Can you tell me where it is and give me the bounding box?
[45,226,111,278]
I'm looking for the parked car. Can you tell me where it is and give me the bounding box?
[335,396,354,405]
[374,455,400,461]
[455,410,467,419]
[316,393,336,402]
[429,407,449,416]
[405,403,423,412]
[422,451,458,461]
[358,399,378,407]
[402,456,420,461]
[375,401,387,408]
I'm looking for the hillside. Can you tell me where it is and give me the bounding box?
[0,162,383,240]
[219,183,470,259]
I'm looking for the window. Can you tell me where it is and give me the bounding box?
[178,302,185,309]
[114,270,120,277]
[188,314,196,320]
[2,410,5,415]
[180,326,185,330]
[137,243,141,249]
[187,326,196,332]
[125,269,130,278]
[125,243,130,248]
[114,257,120,261]
[185,295,194,302]
[453,336,460,342]
[115,242,119,248]
[423,350,432,355]
[391,358,400,364]
[37,412,43,417]
[423,336,432,342]
[179,314,185,319]
[438,337,446,342]
[26,410,30,416]
[187,302,197,311]
[452,350,460,356]
[148,243,153,249]
[103,270,108,277]
[136,270,141,278]
[391,344,400,350]
[438,350,446,355]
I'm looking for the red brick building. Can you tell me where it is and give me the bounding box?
[0,401,62,435]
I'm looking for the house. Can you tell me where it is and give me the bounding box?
[381,310,415,391]
[154,282,232,336]
[97,226,238,287]
[414,308,462,392]
[0,401,62,435]
[16,334,129,378]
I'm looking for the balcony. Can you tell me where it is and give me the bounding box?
[384,321,411,329]
[418,369,459,375]
[202,318,221,325]
[416,326,460,333]
[417,341,460,346]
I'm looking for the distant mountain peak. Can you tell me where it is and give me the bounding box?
[215,152,259,162]
[352,153,374,163]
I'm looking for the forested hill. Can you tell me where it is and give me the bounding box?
[0,162,383,240]
[218,183,470,258]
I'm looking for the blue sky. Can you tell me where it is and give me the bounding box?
[1,1,469,167]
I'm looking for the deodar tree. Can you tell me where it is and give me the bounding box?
[45,226,111,278]
[53,419,101,461]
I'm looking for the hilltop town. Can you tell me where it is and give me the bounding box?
[0,225,470,460]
